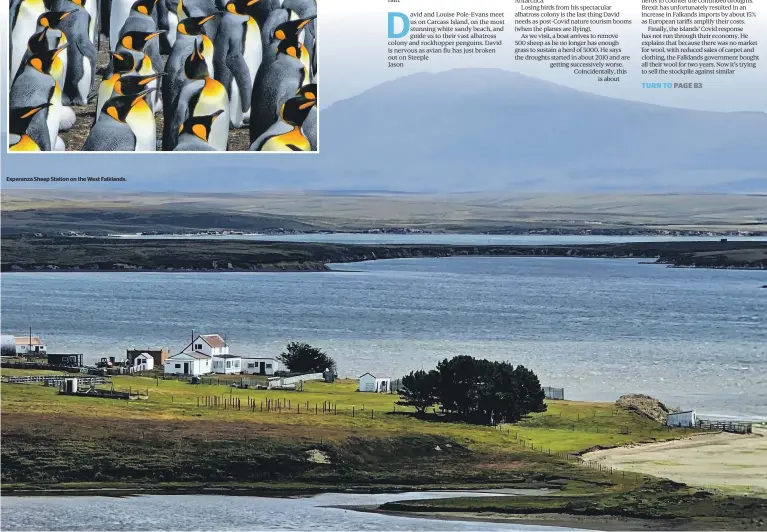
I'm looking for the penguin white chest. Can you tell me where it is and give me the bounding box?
[126,101,157,151]
[12,2,45,76]
[194,80,230,151]
[77,57,92,102]
[47,82,63,148]
[110,0,134,48]
[243,19,262,82]
[167,12,178,46]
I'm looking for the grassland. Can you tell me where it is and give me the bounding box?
[2,370,765,529]
[2,191,766,235]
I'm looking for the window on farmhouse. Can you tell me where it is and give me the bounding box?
[266,364,272,369]
[175,364,181,369]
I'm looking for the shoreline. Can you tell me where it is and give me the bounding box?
[3,238,766,272]
[581,427,767,496]
[343,506,687,532]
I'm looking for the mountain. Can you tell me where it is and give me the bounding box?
[4,68,766,193]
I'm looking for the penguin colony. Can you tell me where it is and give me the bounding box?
[9,0,318,152]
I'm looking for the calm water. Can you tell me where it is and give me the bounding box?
[110,233,765,245]
[1,257,765,419]
[0,492,580,531]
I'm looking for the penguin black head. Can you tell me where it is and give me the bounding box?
[183,39,210,79]
[114,72,166,96]
[273,15,315,42]
[109,51,138,73]
[37,10,76,29]
[178,110,224,142]
[131,0,158,17]
[26,27,51,54]
[120,30,165,51]
[276,38,302,60]
[10,104,52,135]
[297,83,316,102]
[26,44,68,75]
[102,89,156,123]
[224,0,259,17]
[280,95,315,127]
[177,13,221,36]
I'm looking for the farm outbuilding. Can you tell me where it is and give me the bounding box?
[358,373,391,393]
[126,348,168,368]
[242,357,280,375]
[667,410,697,428]
[164,352,212,376]
[131,353,154,372]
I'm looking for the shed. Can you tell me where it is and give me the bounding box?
[131,352,155,372]
[15,336,47,356]
[47,353,83,367]
[667,410,697,428]
[212,354,242,374]
[126,348,168,367]
[164,351,212,376]
[358,373,391,393]
[241,357,280,375]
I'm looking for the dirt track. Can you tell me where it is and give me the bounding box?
[583,427,767,495]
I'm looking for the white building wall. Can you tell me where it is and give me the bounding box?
[359,374,376,392]
[667,411,697,427]
[242,359,280,375]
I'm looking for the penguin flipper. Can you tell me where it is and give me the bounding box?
[226,52,253,114]
[167,86,194,151]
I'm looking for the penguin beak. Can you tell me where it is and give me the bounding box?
[139,73,165,85]
[61,9,77,19]
[37,27,49,41]
[246,0,259,5]
[211,109,224,121]
[297,16,316,30]
[298,100,316,110]
[111,52,125,61]
[131,88,156,107]
[199,14,218,25]
[53,43,69,57]
[147,31,165,40]
[19,103,52,119]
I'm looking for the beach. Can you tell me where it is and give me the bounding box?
[583,427,767,495]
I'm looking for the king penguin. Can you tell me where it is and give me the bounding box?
[165,39,229,150]
[95,50,139,119]
[297,82,315,150]
[282,0,315,77]
[49,0,98,105]
[174,110,224,151]
[249,26,308,143]
[14,11,73,83]
[9,104,52,151]
[112,0,165,111]
[162,13,219,133]
[83,89,156,150]
[10,0,47,81]
[111,29,166,111]
[108,73,165,149]
[213,0,263,128]
[249,93,314,151]
[17,20,78,133]
[10,45,70,152]
[177,0,221,40]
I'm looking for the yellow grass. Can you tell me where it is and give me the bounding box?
[0,371,693,454]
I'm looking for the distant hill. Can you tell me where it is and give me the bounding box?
[3,68,766,193]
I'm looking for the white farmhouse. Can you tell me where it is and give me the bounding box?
[358,373,391,393]
[212,354,242,374]
[186,334,230,357]
[164,351,212,376]
[667,410,697,428]
[242,357,280,375]
[131,352,155,372]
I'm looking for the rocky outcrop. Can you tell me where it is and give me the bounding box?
[616,394,674,425]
